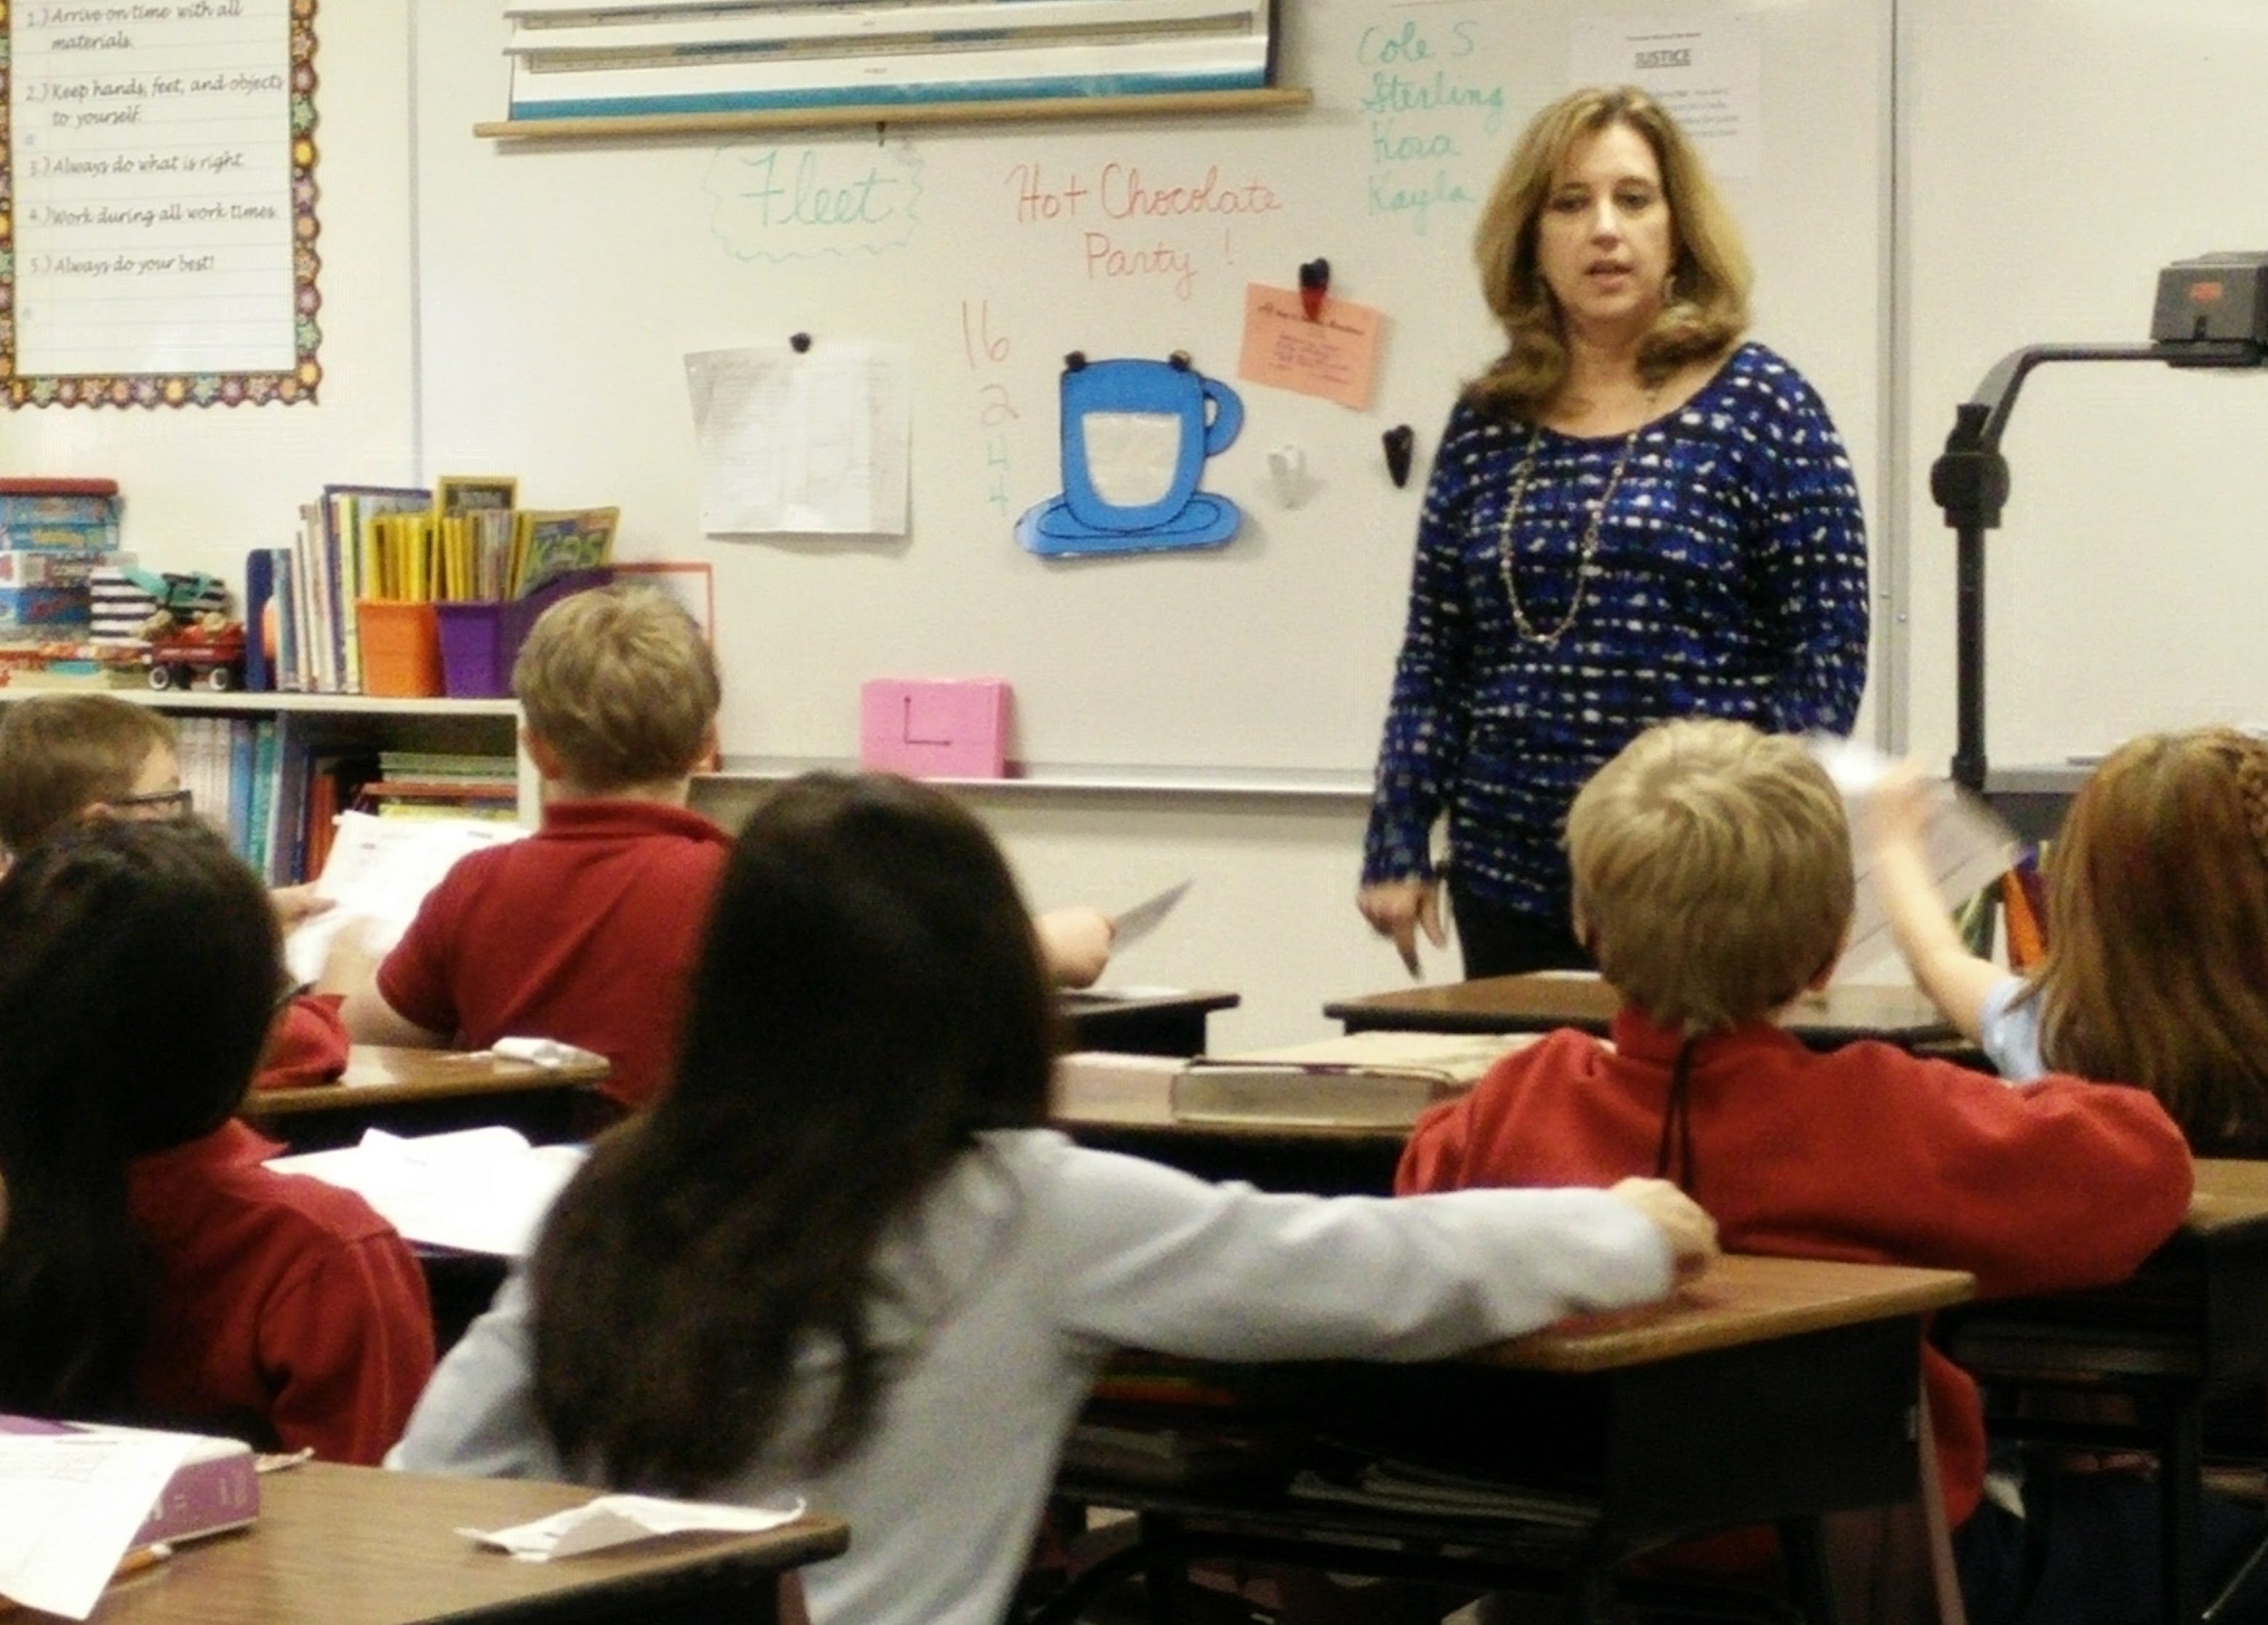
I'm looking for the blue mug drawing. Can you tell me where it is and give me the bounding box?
[1017,353,1246,557]
[1060,353,1242,531]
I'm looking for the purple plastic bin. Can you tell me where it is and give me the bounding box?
[436,569,612,699]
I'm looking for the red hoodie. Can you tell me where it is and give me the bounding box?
[1397,1006,2194,1527]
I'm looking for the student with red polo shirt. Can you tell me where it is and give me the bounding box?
[0,692,349,1091]
[332,584,1121,1115]
[334,585,732,1115]
[1396,718,2221,1625]
[0,819,432,1464]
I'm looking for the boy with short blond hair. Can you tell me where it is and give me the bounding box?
[1399,718,2197,1621]
[511,584,721,797]
[1564,716,1852,1032]
[340,585,729,1113]
[342,584,1117,1112]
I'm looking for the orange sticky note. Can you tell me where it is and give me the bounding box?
[1236,284,1385,409]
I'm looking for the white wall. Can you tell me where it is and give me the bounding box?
[1897,0,2268,770]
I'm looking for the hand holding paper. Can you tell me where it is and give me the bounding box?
[286,811,526,987]
[1807,737,2016,1036]
[1034,907,1113,989]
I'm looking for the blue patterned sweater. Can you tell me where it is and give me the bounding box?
[1363,342,1870,920]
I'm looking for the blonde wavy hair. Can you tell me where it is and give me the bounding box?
[1567,719,1851,1034]
[2029,727,2268,1152]
[1466,85,1751,422]
[513,585,720,791]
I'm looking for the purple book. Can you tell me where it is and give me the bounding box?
[0,1416,259,1545]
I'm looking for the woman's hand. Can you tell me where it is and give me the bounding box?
[1357,878,1445,978]
[1608,1177,1720,1280]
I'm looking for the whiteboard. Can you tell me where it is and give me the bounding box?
[1899,1,2268,768]
[409,0,1891,775]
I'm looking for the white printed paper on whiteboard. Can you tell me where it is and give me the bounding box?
[1569,15,1761,180]
[685,345,911,537]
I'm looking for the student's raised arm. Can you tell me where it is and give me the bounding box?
[1867,767,2006,1045]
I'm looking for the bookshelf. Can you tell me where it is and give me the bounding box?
[0,690,536,873]
[0,691,524,722]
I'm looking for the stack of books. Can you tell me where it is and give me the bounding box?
[0,478,131,686]
[0,1416,257,1617]
[252,478,616,694]
[1055,1032,1534,1131]
[501,0,1278,122]
[1289,1454,1594,1528]
[355,750,521,820]
[1059,1417,1280,1486]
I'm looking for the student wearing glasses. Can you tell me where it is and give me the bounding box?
[0,694,349,1088]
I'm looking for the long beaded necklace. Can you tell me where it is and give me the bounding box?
[1495,388,1659,646]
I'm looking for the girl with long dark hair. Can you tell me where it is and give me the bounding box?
[0,819,432,1461]
[396,772,1712,1624]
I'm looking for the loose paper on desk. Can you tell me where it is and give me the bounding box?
[1111,878,1193,953]
[283,811,526,987]
[0,1429,191,1618]
[685,344,911,536]
[268,1128,586,1258]
[462,1493,807,1561]
[491,1036,608,1070]
[1808,736,2017,974]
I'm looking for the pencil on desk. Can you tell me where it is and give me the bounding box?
[113,1543,175,1579]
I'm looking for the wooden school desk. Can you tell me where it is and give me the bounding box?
[1327,973,1954,1050]
[1058,989,1241,1057]
[31,1461,847,1625]
[1046,1255,1974,1625]
[243,1046,614,1151]
[1051,1058,1408,1195]
[1939,1157,2268,1625]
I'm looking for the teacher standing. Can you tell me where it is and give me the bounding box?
[1360,85,1870,979]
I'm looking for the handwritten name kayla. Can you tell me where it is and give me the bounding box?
[1008,161,1284,301]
